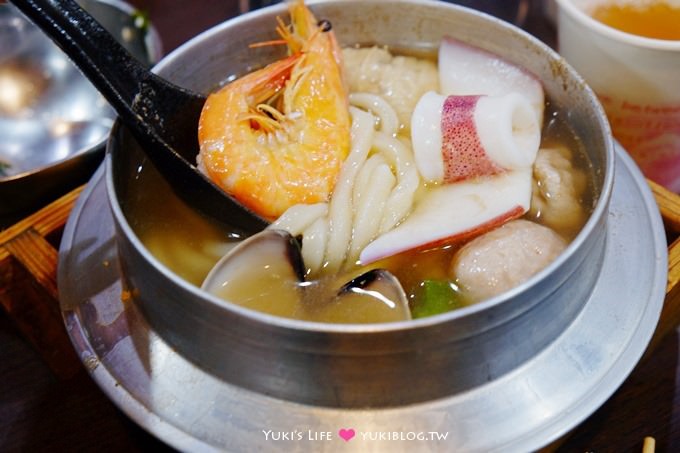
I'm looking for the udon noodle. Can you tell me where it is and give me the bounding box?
[271,89,421,275]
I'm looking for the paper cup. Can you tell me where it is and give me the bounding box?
[556,0,680,191]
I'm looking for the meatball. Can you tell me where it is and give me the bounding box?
[529,146,588,238]
[450,220,566,303]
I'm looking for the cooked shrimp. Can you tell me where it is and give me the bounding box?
[198,0,351,220]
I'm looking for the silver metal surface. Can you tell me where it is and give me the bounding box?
[58,143,667,452]
[104,0,615,409]
[0,0,161,216]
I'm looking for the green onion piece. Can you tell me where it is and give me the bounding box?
[411,279,464,319]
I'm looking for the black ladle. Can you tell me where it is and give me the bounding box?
[9,0,269,234]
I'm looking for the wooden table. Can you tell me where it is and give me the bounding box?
[2,1,680,451]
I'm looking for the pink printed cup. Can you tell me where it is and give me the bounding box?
[556,0,680,191]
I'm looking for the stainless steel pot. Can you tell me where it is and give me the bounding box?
[106,0,614,408]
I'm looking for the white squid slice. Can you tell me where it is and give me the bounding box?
[358,39,544,265]
[412,91,540,184]
[359,169,533,265]
[438,36,544,125]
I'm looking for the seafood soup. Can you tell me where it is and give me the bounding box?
[124,0,595,324]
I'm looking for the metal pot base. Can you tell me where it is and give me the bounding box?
[58,143,666,452]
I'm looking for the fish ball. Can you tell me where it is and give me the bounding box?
[530,146,587,237]
[450,219,566,302]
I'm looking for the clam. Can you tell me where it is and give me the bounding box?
[202,229,306,318]
[314,269,412,323]
[202,229,411,323]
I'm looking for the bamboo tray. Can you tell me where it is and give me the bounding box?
[1,181,679,380]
